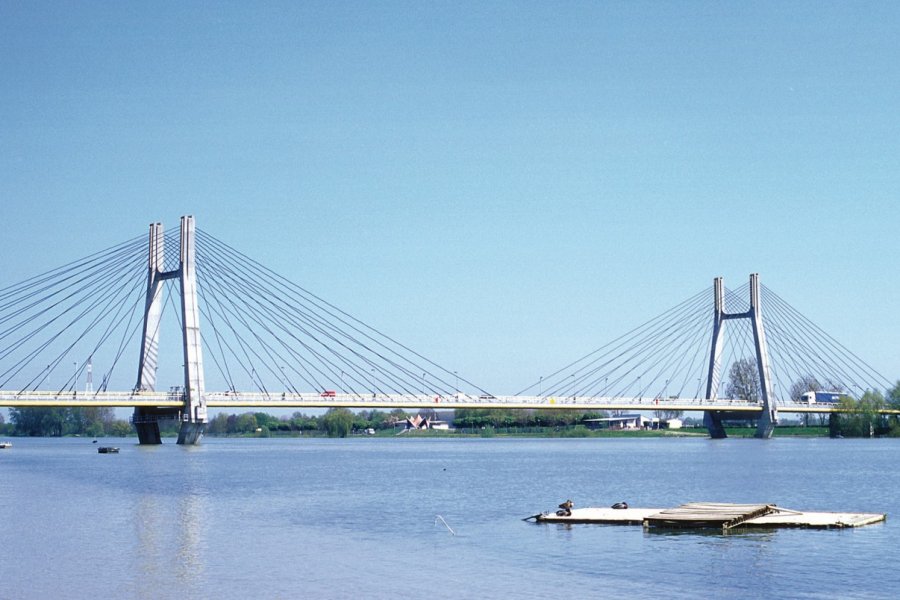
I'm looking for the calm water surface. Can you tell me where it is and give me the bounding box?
[2,436,899,599]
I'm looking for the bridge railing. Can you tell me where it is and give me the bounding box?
[0,390,180,407]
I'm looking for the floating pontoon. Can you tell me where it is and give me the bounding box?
[528,502,885,530]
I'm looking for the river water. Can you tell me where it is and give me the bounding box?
[2,436,899,599]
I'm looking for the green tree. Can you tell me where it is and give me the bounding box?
[235,413,259,433]
[834,391,885,437]
[85,421,105,438]
[582,411,609,421]
[291,411,319,431]
[253,412,275,430]
[367,409,389,430]
[69,407,115,436]
[886,382,900,436]
[9,407,67,436]
[453,408,490,428]
[887,381,900,409]
[207,413,229,435]
[549,409,582,427]
[107,420,134,437]
[321,407,354,437]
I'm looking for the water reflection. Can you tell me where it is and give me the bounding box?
[135,494,164,592]
[133,448,207,598]
[175,493,205,583]
[642,527,776,540]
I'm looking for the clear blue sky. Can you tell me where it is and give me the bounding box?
[2,1,898,395]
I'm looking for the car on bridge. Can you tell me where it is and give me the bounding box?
[321,390,337,397]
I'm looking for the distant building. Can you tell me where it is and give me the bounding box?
[647,417,684,430]
[584,415,683,430]
[404,414,451,431]
[583,414,648,430]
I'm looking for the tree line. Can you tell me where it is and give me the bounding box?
[204,408,415,437]
[1,407,133,437]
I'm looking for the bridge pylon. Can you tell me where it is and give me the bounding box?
[703,273,777,439]
[133,216,207,445]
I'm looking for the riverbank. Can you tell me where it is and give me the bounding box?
[0,425,834,439]
[384,425,830,438]
[204,425,831,439]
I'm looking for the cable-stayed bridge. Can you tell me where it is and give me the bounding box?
[1,216,895,442]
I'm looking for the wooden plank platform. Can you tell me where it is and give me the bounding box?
[530,502,886,530]
[644,502,775,530]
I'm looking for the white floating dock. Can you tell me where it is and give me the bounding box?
[746,508,886,529]
[534,507,657,525]
[532,502,885,530]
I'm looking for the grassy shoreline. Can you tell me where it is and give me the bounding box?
[4,425,834,439]
[202,425,831,439]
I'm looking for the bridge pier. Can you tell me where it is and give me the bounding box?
[131,409,206,445]
[133,411,163,445]
[755,406,776,439]
[704,410,772,439]
[177,421,205,445]
[703,412,727,439]
[132,406,185,445]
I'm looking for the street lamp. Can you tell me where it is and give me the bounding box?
[539,376,543,397]
[454,371,458,395]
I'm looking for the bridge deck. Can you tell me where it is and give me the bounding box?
[1,391,899,415]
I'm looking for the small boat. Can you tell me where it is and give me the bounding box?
[0,441,12,449]
[97,446,119,454]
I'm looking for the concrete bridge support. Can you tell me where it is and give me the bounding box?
[703,411,727,439]
[134,216,207,445]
